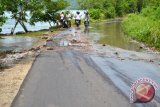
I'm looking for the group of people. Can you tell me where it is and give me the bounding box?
[60,11,72,28]
[59,11,89,29]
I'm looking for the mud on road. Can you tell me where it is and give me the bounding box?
[11,27,160,107]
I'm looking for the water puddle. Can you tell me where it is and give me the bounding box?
[0,36,38,52]
[90,21,143,52]
[46,29,83,47]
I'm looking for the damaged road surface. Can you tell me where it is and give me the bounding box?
[11,28,160,107]
[11,50,132,107]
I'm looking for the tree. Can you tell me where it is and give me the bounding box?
[77,0,160,19]
[78,0,104,9]
[137,0,144,12]
[102,0,116,18]
[1,0,69,34]
[1,0,31,34]
[114,0,128,16]
[125,0,138,13]
[0,1,6,33]
[30,0,69,27]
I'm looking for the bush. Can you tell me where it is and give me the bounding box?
[122,13,160,49]
[89,9,101,20]
[141,6,160,20]
[103,6,116,18]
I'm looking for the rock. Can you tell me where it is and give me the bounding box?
[42,36,49,39]
[102,44,106,46]
[36,46,41,50]
[114,52,119,55]
[59,40,71,47]
[43,33,49,36]
[149,59,154,62]
[29,48,34,51]
[0,52,7,58]
[68,43,72,46]
[5,50,13,54]
[139,46,143,49]
[46,38,53,42]
[12,50,23,54]
[27,51,34,56]
[71,39,77,43]
[43,43,47,47]
[47,47,54,50]
[30,46,41,51]
[70,39,81,43]
[120,58,125,60]
[63,41,69,46]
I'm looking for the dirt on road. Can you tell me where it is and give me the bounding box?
[1,27,160,107]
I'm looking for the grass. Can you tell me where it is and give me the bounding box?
[16,30,48,37]
[122,14,160,50]
[16,26,59,37]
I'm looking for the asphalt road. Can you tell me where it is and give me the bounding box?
[11,50,133,107]
[11,28,160,107]
[91,55,160,107]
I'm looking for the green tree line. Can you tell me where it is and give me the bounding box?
[78,0,159,19]
[0,0,69,34]
[78,0,160,49]
[78,0,147,20]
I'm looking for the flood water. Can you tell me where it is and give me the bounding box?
[90,21,142,51]
[1,10,85,34]
[0,20,143,52]
[0,36,38,52]
[1,19,52,34]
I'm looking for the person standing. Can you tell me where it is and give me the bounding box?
[75,11,81,27]
[84,11,89,28]
[66,11,72,27]
[84,11,89,33]
[60,12,64,27]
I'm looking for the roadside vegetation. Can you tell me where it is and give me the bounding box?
[15,26,59,37]
[0,3,6,33]
[78,0,144,21]
[122,1,160,49]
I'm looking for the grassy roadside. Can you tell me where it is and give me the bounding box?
[16,30,47,37]
[0,26,59,37]
[15,27,59,36]
[122,7,160,50]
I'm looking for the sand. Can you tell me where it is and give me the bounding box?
[0,58,35,107]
